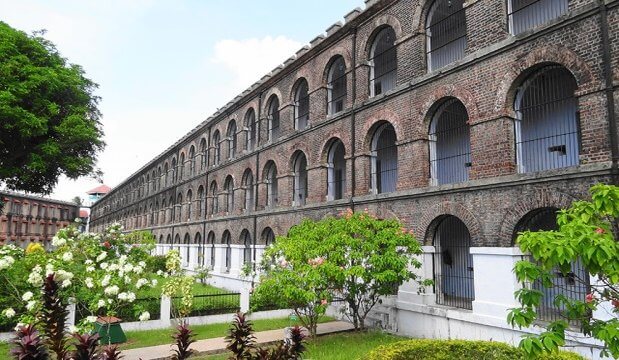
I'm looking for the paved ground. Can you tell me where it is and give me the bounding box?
[121,320,354,360]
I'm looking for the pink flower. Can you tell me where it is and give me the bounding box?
[279,260,288,268]
[595,228,605,234]
[320,299,328,306]
[612,299,619,309]
[585,293,595,304]
[102,241,111,249]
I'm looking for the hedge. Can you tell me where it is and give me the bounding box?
[363,339,584,360]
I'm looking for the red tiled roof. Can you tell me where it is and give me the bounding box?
[86,185,111,195]
[79,210,89,218]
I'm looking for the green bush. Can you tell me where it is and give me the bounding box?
[145,254,167,274]
[363,339,584,360]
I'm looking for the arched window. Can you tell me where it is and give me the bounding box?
[207,231,216,268]
[426,0,467,71]
[429,98,471,185]
[263,161,278,208]
[183,233,190,265]
[327,139,346,201]
[327,56,347,115]
[157,166,162,190]
[174,233,181,253]
[224,175,235,214]
[515,66,579,173]
[189,146,196,176]
[508,0,568,35]
[179,153,185,180]
[514,208,588,325]
[261,227,275,246]
[222,230,231,272]
[154,200,159,224]
[166,234,172,245]
[292,152,308,206]
[369,26,397,96]
[242,169,254,212]
[370,122,398,194]
[227,120,237,159]
[212,130,221,166]
[433,215,475,309]
[195,233,203,267]
[163,163,169,187]
[171,157,178,183]
[197,185,205,218]
[245,109,256,151]
[294,79,310,131]
[162,198,167,224]
[209,181,218,215]
[267,96,280,142]
[200,138,207,170]
[168,196,173,224]
[241,230,252,265]
[176,193,183,222]
[186,189,193,221]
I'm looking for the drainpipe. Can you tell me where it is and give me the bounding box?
[598,0,619,181]
[252,90,264,282]
[350,27,358,212]
[202,125,211,267]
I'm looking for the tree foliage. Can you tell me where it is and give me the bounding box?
[253,209,426,334]
[508,184,619,358]
[0,21,104,194]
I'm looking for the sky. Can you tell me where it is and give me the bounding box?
[1,0,363,204]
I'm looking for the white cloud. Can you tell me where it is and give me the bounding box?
[210,36,302,94]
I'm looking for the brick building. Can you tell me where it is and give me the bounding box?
[90,0,619,356]
[0,191,80,246]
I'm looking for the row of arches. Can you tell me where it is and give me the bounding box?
[98,62,581,230]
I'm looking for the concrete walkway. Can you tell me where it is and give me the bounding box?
[121,321,354,360]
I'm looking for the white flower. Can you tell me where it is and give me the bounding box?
[56,270,74,282]
[104,285,119,296]
[100,262,109,270]
[85,278,94,289]
[119,255,128,265]
[51,236,66,247]
[3,308,15,318]
[22,292,34,302]
[136,278,148,289]
[0,256,15,270]
[28,268,44,287]
[96,252,107,262]
[138,312,150,321]
[133,266,143,275]
[85,259,94,266]
[126,292,136,303]
[86,266,95,273]
[108,263,119,272]
[74,217,82,223]
[156,270,164,276]
[101,275,111,287]
[97,299,106,309]
[45,263,55,276]
[138,261,146,268]
[151,279,158,287]
[124,276,131,285]
[26,301,37,311]
[86,316,97,323]
[14,323,25,332]
[61,252,73,262]
[61,279,72,288]
[117,292,128,302]
[123,264,134,273]
[68,325,78,334]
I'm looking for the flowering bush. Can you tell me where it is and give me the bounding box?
[0,223,156,333]
[161,250,195,318]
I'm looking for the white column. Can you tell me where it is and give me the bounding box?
[254,245,267,272]
[470,247,524,319]
[230,244,244,277]
[214,244,227,273]
[190,244,200,268]
[398,245,436,305]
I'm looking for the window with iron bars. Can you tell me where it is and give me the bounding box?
[327,140,346,201]
[295,80,310,131]
[433,215,475,310]
[429,98,471,185]
[371,123,398,194]
[212,132,221,166]
[268,98,280,142]
[426,0,467,72]
[513,208,590,328]
[242,170,254,212]
[370,27,397,97]
[508,0,568,35]
[245,109,256,151]
[514,65,579,173]
[265,164,278,208]
[328,57,347,115]
[227,121,237,160]
[293,153,308,206]
[242,231,252,265]
[223,232,231,272]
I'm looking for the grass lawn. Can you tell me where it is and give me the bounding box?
[119,316,334,350]
[195,331,404,360]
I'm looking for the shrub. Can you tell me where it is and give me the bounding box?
[363,339,584,360]
[145,254,167,274]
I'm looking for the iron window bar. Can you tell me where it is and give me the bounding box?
[426,1,467,71]
[370,28,397,96]
[507,0,568,35]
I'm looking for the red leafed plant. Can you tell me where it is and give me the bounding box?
[72,333,101,360]
[40,274,70,360]
[10,324,48,360]
[171,322,195,360]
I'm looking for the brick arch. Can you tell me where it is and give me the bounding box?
[260,159,281,181]
[321,48,353,85]
[261,88,284,118]
[293,67,319,97]
[419,85,480,126]
[288,144,312,169]
[494,45,597,114]
[497,188,577,246]
[360,15,405,58]
[319,135,349,164]
[290,77,310,102]
[360,109,405,152]
[417,201,483,246]
[411,0,439,32]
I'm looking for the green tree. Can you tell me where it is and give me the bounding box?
[508,184,619,358]
[254,209,427,334]
[0,22,104,195]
